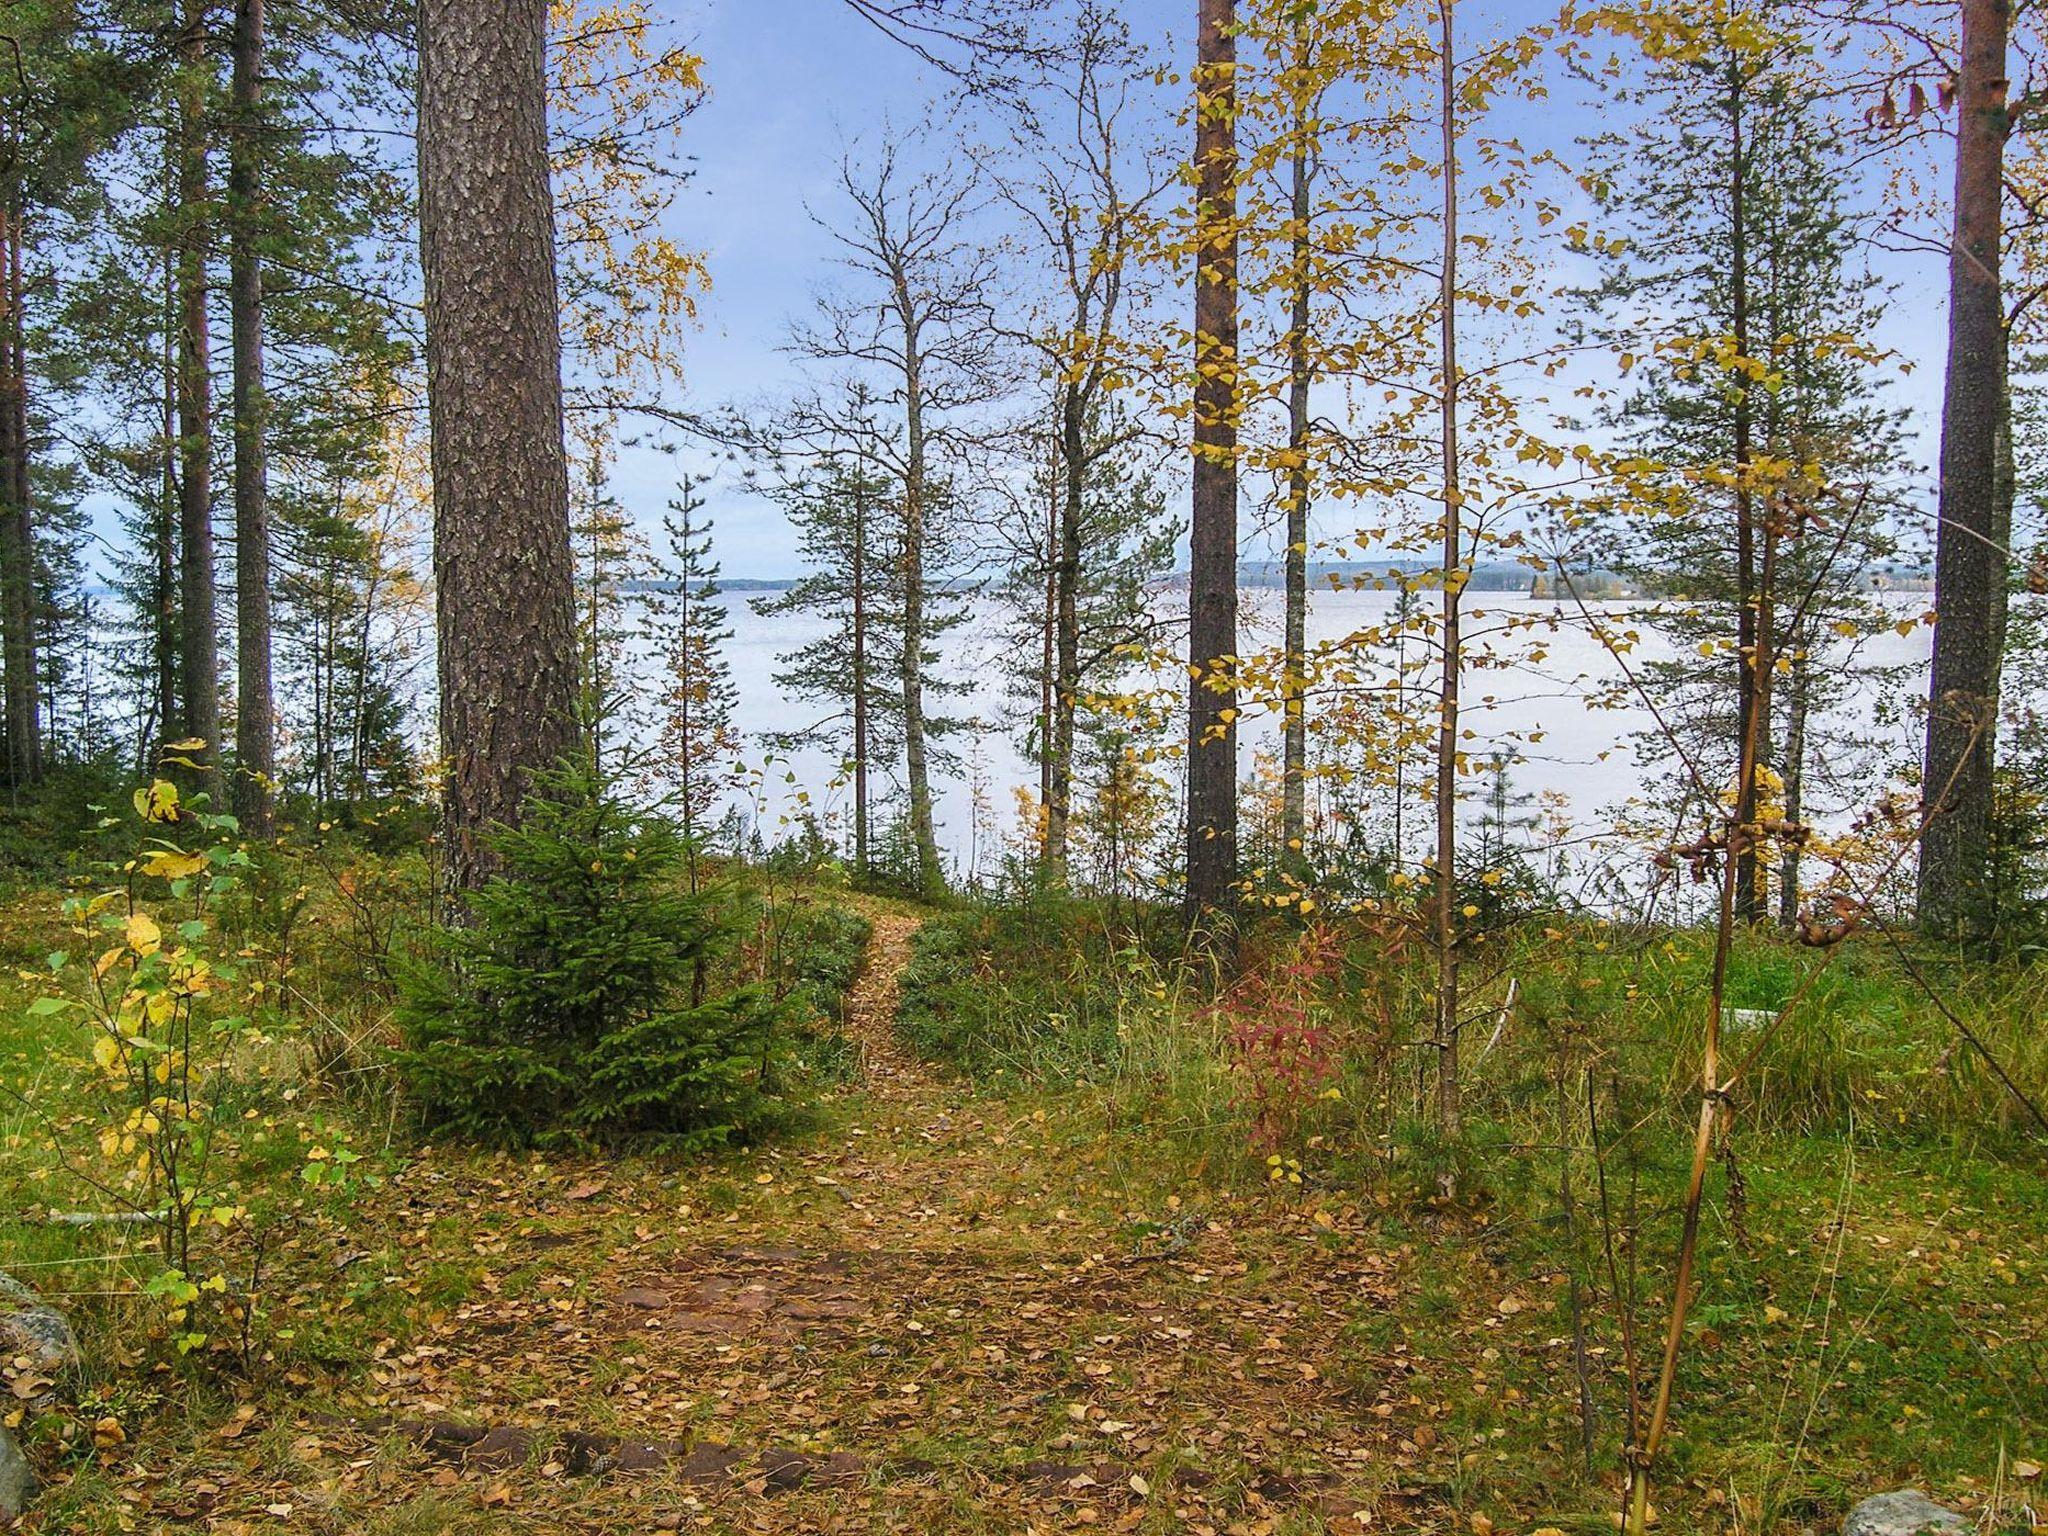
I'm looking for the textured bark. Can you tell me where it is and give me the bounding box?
[0,197,38,789]
[419,0,581,890]
[151,243,182,770]
[1185,0,1239,921]
[1919,0,2010,937]
[229,0,275,833]
[176,2,222,783]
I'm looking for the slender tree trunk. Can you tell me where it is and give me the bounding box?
[1727,56,1765,926]
[1432,0,1463,1183]
[418,0,581,890]
[229,0,274,833]
[1281,38,1313,868]
[898,319,943,899]
[349,512,382,800]
[0,191,39,790]
[1185,0,1239,922]
[1777,645,1809,930]
[1046,389,1085,884]
[313,583,329,806]
[154,234,182,769]
[851,476,870,879]
[1038,433,1056,845]
[176,0,222,782]
[1920,0,2010,938]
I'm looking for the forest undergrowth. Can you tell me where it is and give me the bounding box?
[0,841,2041,1536]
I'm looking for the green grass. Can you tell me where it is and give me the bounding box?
[2,866,2043,1534]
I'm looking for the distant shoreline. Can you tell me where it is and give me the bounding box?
[628,558,1936,600]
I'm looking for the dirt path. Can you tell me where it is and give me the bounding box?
[836,908,931,1093]
[106,902,1422,1535]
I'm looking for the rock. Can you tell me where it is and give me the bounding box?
[0,1423,34,1522]
[1843,1490,1966,1536]
[0,1271,80,1377]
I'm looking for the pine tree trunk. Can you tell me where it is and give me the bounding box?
[1185,0,1239,922]
[419,0,581,890]
[153,239,181,771]
[229,0,275,833]
[0,194,39,790]
[176,1,222,784]
[1919,0,2010,938]
[1281,52,1312,868]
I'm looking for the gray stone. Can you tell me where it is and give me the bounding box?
[1842,1490,1966,1536]
[0,1423,34,1522]
[0,1271,79,1378]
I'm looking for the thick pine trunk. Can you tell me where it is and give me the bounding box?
[418,0,581,890]
[176,2,222,783]
[1919,0,2010,937]
[1185,0,1239,921]
[229,0,275,833]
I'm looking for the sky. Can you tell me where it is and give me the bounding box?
[605,0,1953,581]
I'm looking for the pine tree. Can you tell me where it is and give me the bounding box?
[568,448,647,775]
[1575,6,1907,926]
[419,0,582,889]
[995,399,1177,885]
[1185,0,1240,922]
[0,2,144,787]
[1920,0,2013,938]
[396,760,782,1149]
[646,474,740,862]
[796,138,997,899]
[758,448,907,879]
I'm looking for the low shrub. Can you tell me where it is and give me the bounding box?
[395,763,784,1150]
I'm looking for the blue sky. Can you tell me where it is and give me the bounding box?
[611,0,1951,580]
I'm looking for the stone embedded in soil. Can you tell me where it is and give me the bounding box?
[0,1424,35,1522]
[1842,1490,1966,1536]
[400,1419,866,1489]
[605,1251,870,1339]
[0,1271,80,1378]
